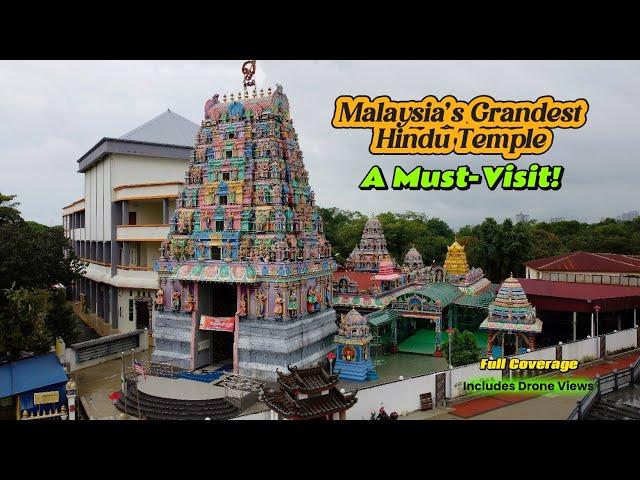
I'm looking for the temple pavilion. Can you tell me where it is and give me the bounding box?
[479,275,543,357]
[333,308,378,382]
[262,363,358,420]
[366,239,496,356]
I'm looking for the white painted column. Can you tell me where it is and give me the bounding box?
[634,308,637,328]
[591,313,594,337]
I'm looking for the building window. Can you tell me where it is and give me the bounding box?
[211,246,221,260]
[219,195,227,205]
[223,172,230,181]
[215,220,224,231]
[129,299,134,321]
[226,150,232,159]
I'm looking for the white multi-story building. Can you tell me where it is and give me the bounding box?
[62,110,198,335]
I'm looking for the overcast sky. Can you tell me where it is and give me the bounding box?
[0,60,637,229]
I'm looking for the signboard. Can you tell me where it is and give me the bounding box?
[199,315,235,332]
[34,391,60,405]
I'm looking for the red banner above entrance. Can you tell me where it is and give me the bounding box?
[200,315,235,332]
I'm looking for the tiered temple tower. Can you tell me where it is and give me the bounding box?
[480,275,543,357]
[152,84,337,380]
[333,308,378,382]
[345,216,392,272]
[443,239,470,276]
[403,245,424,271]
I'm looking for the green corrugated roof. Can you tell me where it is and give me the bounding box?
[396,282,463,308]
[366,309,401,327]
[454,289,495,308]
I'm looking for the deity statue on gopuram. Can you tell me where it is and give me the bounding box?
[152,82,337,380]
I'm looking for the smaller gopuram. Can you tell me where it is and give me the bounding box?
[403,245,424,271]
[262,363,358,420]
[333,309,378,382]
[479,275,543,358]
[345,216,393,272]
[443,239,470,277]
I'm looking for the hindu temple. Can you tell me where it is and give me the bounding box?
[152,81,337,380]
[480,275,543,357]
[333,216,415,315]
[366,238,496,357]
[345,216,393,272]
[333,308,378,382]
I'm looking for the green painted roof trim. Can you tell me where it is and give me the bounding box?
[395,282,463,308]
[366,309,401,327]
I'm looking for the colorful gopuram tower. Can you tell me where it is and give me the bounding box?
[403,245,424,271]
[443,239,470,277]
[480,275,543,358]
[152,83,337,380]
[345,216,393,272]
[333,308,378,382]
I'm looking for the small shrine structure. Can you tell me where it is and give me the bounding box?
[333,309,378,382]
[262,363,357,420]
[479,275,543,357]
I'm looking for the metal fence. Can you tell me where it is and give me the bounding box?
[568,356,640,420]
[70,329,144,364]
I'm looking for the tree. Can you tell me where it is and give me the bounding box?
[0,287,53,358]
[442,329,481,367]
[45,288,80,344]
[0,193,21,225]
[0,193,85,358]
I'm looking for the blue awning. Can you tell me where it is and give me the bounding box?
[0,353,68,398]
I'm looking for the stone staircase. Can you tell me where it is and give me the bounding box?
[585,398,640,420]
[116,381,240,420]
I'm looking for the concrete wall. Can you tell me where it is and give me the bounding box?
[605,328,637,353]
[111,154,187,188]
[512,346,557,361]
[447,362,502,398]
[346,373,438,419]
[562,336,600,362]
[84,157,112,242]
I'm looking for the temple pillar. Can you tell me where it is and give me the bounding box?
[573,312,577,341]
[634,308,637,328]
[591,313,594,337]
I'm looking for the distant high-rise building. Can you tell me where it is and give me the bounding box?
[515,212,530,223]
[549,217,566,223]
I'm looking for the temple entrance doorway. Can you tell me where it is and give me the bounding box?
[198,282,237,368]
[135,298,152,330]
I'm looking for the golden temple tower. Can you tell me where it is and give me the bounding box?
[443,239,469,276]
